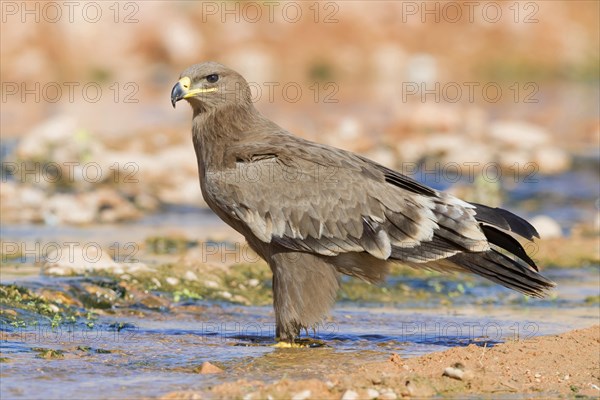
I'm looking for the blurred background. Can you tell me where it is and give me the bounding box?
[1,3,599,397]
[1,1,598,236]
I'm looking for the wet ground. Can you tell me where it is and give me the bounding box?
[1,157,599,399]
[1,285,598,399]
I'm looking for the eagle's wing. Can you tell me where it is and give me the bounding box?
[207,137,487,261]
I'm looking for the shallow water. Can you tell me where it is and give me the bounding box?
[1,157,599,399]
[1,258,598,399]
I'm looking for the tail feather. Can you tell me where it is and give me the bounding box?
[448,250,555,298]
[480,224,538,270]
[471,203,539,240]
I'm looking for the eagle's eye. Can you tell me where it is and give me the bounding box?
[206,74,219,83]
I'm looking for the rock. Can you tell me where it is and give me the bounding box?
[43,245,148,276]
[80,283,120,309]
[406,104,462,133]
[379,388,398,400]
[197,361,223,374]
[243,393,257,400]
[443,362,474,381]
[341,389,359,400]
[204,280,220,289]
[402,380,435,397]
[533,146,571,175]
[184,271,198,281]
[93,188,142,223]
[405,53,437,84]
[291,390,311,400]
[0,182,46,223]
[497,149,532,170]
[42,193,96,225]
[16,115,78,160]
[365,388,380,399]
[489,121,549,150]
[165,277,180,286]
[530,215,563,239]
[159,17,200,64]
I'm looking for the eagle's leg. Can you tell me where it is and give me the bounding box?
[270,252,339,342]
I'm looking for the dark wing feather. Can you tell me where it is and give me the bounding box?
[471,202,540,240]
[446,250,554,297]
[480,224,538,270]
[206,138,452,260]
[206,134,553,296]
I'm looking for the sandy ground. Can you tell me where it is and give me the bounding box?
[162,325,600,399]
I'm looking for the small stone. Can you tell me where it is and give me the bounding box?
[291,390,311,400]
[248,278,260,287]
[379,388,397,400]
[530,215,562,239]
[443,363,474,381]
[341,389,359,400]
[534,373,542,378]
[151,277,162,288]
[371,377,382,385]
[197,361,223,374]
[184,271,198,281]
[366,388,380,399]
[166,277,180,286]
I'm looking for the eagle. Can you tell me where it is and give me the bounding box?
[171,62,554,342]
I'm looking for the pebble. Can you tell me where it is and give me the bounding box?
[204,280,219,288]
[197,361,223,374]
[243,393,256,400]
[379,388,397,400]
[165,277,180,286]
[184,271,198,281]
[443,363,474,381]
[43,245,120,276]
[366,388,380,399]
[341,389,358,400]
[530,215,563,239]
[489,121,549,149]
[291,390,311,400]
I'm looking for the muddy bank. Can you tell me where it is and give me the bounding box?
[162,325,600,399]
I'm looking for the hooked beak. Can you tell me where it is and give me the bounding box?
[171,79,187,108]
[171,76,218,108]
